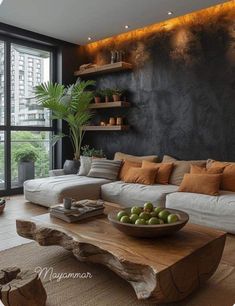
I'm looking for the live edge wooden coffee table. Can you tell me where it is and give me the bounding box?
[16,202,226,304]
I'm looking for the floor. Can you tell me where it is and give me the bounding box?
[0,195,47,251]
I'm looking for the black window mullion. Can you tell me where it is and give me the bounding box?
[5,40,11,192]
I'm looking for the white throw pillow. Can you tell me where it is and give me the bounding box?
[78,156,92,176]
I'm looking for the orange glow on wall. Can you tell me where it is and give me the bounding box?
[80,1,235,66]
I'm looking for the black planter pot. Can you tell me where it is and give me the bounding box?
[63,159,80,174]
[18,161,35,185]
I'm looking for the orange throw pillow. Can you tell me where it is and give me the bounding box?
[190,164,224,174]
[207,160,235,192]
[142,160,173,184]
[119,159,142,181]
[178,174,221,196]
[124,167,157,185]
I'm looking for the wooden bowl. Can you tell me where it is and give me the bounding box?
[108,208,189,238]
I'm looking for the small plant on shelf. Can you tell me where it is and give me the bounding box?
[94,90,103,104]
[81,145,105,158]
[111,88,125,102]
[102,88,113,102]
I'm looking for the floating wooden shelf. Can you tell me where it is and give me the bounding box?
[74,62,133,77]
[89,101,130,109]
[83,125,129,131]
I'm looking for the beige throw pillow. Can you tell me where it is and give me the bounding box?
[114,152,158,163]
[162,155,206,186]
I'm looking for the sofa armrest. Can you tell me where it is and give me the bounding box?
[49,169,66,176]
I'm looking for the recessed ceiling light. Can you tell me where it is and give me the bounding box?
[167,11,173,16]
[0,0,4,5]
[87,37,92,41]
[124,25,130,29]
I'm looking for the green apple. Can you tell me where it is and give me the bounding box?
[158,210,171,223]
[150,211,158,217]
[139,212,151,220]
[117,210,128,221]
[130,214,139,224]
[120,216,131,223]
[148,217,161,225]
[135,218,146,225]
[131,206,142,215]
[154,207,164,216]
[167,214,179,224]
[144,202,154,212]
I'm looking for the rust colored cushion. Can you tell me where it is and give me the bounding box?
[207,160,235,192]
[142,160,174,184]
[190,164,225,174]
[123,167,158,185]
[178,174,222,196]
[119,159,142,181]
[114,152,158,163]
[162,155,206,186]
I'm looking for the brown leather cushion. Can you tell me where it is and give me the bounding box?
[162,155,206,186]
[123,167,157,185]
[178,174,221,196]
[114,152,158,163]
[142,160,174,184]
[207,160,235,192]
[190,164,225,174]
[119,159,142,181]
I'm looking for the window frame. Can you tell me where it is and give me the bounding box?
[0,34,58,196]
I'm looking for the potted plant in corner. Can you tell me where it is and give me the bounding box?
[35,80,95,174]
[13,144,38,185]
[112,88,124,102]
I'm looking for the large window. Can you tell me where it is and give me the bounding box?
[0,38,56,195]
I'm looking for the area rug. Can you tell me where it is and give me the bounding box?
[0,238,235,306]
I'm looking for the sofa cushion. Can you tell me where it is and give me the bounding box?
[78,156,92,176]
[24,175,111,207]
[119,159,142,180]
[162,155,206,186]
[114,152,158,162]
[101,181,178,207]
[178,174,222,196]
[142,160,173,184]
[190,164,224,174]
[87,159,122,180]
[123,167,157,185]
[166,191,235,233]
[207,160,235,192]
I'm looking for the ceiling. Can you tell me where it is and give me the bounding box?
[0,0,228,45]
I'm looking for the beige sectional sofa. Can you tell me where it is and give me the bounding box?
[24,153,235,234]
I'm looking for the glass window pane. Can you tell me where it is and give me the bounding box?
[11,131,52,188]
[11,44,51,127]
[0,41,4,126]
[0,131,5,190]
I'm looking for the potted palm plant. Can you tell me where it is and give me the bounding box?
[35,80,95,174]
[13,144,38,185]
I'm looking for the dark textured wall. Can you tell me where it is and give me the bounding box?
[81,3,235,161]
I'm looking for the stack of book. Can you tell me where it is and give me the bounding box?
[50,199,105,223]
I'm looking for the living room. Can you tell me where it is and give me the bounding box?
[0,0,235,305]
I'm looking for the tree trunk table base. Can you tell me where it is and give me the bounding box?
[0,267,47,306]
[16,203,226,304]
